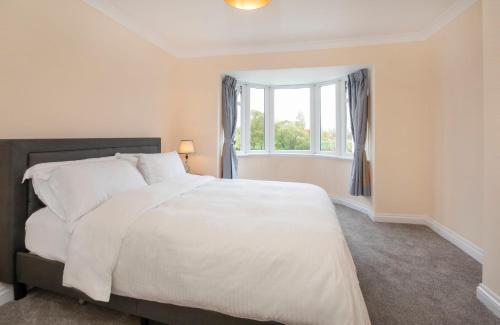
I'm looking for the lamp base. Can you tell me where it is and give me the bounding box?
[184,154,190,173]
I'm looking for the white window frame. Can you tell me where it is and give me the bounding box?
[316,80,337,155]
[244,83,267,153]
[342,78,355,158]
[236,78,356,159]
[234,83,245,153]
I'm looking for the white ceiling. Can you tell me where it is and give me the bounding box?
[84,0,476,57]
[229,65,368,85]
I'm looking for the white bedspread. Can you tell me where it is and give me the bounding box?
[63,175,370,325]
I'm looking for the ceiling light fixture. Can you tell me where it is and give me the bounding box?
[224,0,271,10]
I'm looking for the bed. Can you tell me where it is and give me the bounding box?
[0,138,370,325]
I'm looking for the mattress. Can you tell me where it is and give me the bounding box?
[25,207,69,263]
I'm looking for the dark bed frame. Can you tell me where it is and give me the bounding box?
[0,138,279,325]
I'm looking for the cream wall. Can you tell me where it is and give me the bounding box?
[481,0,500,297]
[429,0,500,301]
[429,2,484,247]
[170,44,434,216]
[0,0,176,148]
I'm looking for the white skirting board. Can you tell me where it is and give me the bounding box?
[373,214,483,264]
[330,197,374,220]
[373,213,430,225]
[477,283,500,318]
[331,197,484,263]
[0,283,13,306]
[427,218,483,264]
[372,213,484,264]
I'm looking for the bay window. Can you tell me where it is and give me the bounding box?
[236,78,355,158]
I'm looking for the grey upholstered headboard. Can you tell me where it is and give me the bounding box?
[0,138,161,284]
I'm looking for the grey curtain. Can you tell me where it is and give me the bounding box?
[221,75,238,179]
[348,69,371,196]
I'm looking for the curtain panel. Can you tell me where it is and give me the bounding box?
[221,75,238,179]
[348,69,371,196]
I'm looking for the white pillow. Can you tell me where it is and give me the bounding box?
[23,156,115,182]
[31,177,66,220]
[115,153,139,167]
[35,160,145,224]
[137,152,186,185]
[24,156,117,219]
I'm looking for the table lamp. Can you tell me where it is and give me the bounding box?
[178,140,195,173]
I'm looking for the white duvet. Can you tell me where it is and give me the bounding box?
[63,175,370,325]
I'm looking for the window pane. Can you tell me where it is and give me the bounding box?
[345,83,354,154]
[249,88,265,150]
[320,84,336,151]
[274,88,311,150]
[234,90,241,151]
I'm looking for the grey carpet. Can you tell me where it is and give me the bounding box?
[0,289,138,325]
[0,205,498,325]
[335,204,499,325]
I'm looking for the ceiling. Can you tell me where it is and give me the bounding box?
[84,0,476,57]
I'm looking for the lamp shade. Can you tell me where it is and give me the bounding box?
[224,0,271,10]
[178,140,195,154]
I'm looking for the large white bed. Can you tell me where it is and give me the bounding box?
[24,154,370,325]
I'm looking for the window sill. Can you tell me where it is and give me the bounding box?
[237,152,353,161]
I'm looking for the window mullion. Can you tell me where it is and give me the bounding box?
[266,87,273,153]
[310,85,314,153]
[240,84,246,154]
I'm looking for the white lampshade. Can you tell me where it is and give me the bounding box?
[178,140,195,154]
[224,0,271,10]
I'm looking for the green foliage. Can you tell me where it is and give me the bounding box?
[250,110,265,150]
[274,111,310,150]
[236,110,344,152]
